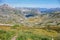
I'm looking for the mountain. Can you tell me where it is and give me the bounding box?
[0,4,25,24]
[0,4,60,27]
[15,7,41,17]
[39,8,60,14]
[0,4,41,24]
[16,7,60,14]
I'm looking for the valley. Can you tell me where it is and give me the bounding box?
[0,4,60,40]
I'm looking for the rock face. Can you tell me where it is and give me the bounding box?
[0,4,23,24]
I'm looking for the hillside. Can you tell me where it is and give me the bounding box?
[0,4,41,25]
[0,4,25,24]
[0,4,60,28]
[0,4,60,40]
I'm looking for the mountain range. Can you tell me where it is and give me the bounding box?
[0,4,60,27]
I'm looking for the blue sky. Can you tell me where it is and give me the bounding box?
[0,0,60,8]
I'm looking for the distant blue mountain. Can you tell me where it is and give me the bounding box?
[15,7,60,14]
[39,8,60,13]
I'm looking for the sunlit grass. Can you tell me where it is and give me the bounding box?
[0,29,15,40]
[16,30,52,40]
[0,25,59,40]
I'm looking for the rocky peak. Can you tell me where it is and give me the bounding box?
[2,4,8,6]
[0,4,12,9]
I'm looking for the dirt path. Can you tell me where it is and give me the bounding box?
[0,24,13,26]
[11,31,19,40]
[11,35,18,40]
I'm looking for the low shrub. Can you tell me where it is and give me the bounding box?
[11,24,20,29]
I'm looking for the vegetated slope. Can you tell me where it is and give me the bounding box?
[0,25,59,40]
[38,13,60,26]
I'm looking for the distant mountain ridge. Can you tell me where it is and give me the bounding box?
[16,7,60,14]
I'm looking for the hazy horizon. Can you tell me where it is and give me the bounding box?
[0,0,60,8]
